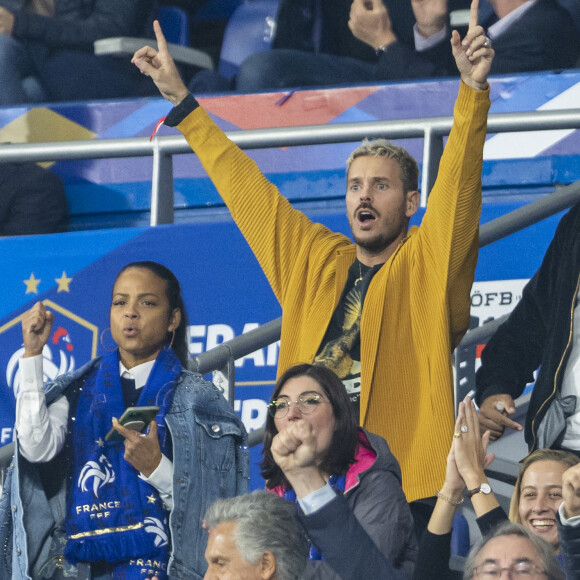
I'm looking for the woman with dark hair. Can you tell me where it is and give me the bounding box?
[262,363,417,579]
[0,261,248,580]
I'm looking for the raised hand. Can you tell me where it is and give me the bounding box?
[450,0,494,90]
[348,0,397,51]
[478,394,522,441]
[561,462,580,519]
[21,302,55,357]
[271,420,327,497]
[132,20,189,106]
[112,418,163,477]
[453,397,494,489]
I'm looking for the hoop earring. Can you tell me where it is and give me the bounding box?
[100,328,118,352]
[164,329,176,351]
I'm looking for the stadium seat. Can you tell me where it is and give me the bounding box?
[218,0,280,79]
[94,0,280,80]
[158,5,190,47]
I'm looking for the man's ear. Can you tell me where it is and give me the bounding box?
[259,551,277,579]
[405,190,419,218]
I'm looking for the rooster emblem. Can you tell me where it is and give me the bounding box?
[78,454,116,497]
[144,517,168,547]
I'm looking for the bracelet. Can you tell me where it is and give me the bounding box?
[436,489,464,506]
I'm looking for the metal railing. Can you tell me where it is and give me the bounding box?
[0,107,579,469]
[1,108,579,223]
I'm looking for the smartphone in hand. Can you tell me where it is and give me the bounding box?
[105,406,160,442]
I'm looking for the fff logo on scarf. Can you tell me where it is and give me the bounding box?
[0,299,99,398]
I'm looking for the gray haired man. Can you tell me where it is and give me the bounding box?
[203,491,308,580]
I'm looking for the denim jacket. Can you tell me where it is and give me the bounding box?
[0,358,249,580]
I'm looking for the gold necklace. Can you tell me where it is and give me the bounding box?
[355,260,363,285]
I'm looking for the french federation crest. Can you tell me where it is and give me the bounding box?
[1,299,98,396]
[78,454,116,497]
[0,300,98,444]
[144,517,169,547]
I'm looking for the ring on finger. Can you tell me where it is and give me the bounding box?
[453,432,461,438]
[483,37,492,48]
[460,425,468,433]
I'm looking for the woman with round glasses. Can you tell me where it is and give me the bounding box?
[0,261,248,580]
[261,363,417,579]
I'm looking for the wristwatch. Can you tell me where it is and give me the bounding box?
[466,482,492,498]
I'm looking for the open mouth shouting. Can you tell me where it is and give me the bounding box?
[356,206,377,228]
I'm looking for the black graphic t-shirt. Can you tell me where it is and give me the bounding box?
[314,259,382,421]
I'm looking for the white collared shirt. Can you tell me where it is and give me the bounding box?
[560,286,580,450]
[487,0,538,40]
[119,359,155,389]
[16,355,174,508]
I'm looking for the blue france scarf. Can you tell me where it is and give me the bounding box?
[65,348,181,580]
[283,474,346,561]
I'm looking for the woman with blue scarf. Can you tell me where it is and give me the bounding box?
[261,363,417,579]
[1,261,248,580]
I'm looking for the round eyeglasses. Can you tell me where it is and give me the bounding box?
[268,393,329,419]
[474,561,547,578]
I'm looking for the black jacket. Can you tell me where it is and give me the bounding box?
[375,0,580,81]
[413,506,507,580]
[558,512,580,579]
[0,161,68,236]
[475,202,580,451]
[2,0,153,51]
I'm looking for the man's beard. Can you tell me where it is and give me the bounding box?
[351,222,406,255]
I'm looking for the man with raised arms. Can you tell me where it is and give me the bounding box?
[132,1,493,521]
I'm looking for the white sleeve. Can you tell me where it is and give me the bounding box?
[16,356,69,462]
[413,23,448,51]
[559,502,580,527]
[297,483,337,515]
[139,454,174,511]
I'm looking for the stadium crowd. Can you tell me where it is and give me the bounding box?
[0,0,580,578]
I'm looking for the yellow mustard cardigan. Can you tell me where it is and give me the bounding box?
[177,83,490,502]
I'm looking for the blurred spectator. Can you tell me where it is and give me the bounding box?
[190,0,579,94]
[188,0,470,92]
[0,0,158,105]
[396,0,580,80]
[0,160,68,235]
[203,490,309,580]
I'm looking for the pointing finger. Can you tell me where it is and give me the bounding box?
[468,0,479,31]
[153,20,168,55]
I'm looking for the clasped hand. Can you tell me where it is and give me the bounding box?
[444,397,494,493]
[271,420,327,497]
[21,301,54,358]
